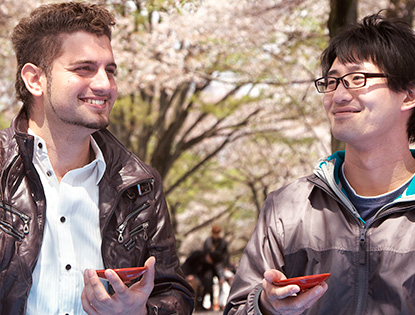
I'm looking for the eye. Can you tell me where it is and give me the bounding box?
[326,77,337,87]
[106,67,117,76]
[73,65,94,75]
[351,74,365,84]
[316,80,326,87]
[352,74,364,80]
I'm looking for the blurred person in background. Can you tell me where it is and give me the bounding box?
[0,2,194,314]
[225,13,415,314]
[182,249,210,311]
[202,225,229,310]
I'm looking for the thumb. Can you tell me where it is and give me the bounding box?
[145,256,156,274]
[137,256,156,295]
[264,269,286,284]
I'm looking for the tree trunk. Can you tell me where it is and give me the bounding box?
[327,0,358,153]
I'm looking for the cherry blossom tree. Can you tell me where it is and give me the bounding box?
[0,0,408,261]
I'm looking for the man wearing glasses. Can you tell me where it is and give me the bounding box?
[225,13,415,314]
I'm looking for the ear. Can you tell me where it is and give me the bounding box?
[21,63,45,97]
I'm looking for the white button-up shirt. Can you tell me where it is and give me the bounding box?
[26,130,107,315]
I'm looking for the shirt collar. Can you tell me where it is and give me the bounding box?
[28,128,107,185]
[89,136,107,184]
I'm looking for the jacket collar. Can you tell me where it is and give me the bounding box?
[11,109,154,192]
[314,150,415,203]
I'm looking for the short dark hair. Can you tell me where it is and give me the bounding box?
[320,14,415,142]
[11,2,115,111]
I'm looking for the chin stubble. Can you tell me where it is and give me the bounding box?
[46,74,111,130]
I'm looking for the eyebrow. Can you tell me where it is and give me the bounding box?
[327,65,363,76]
[70,60,117,69]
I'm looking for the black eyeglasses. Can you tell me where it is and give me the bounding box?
[314,72,387,93]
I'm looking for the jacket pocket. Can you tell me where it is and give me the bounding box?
[0,203,29,241]
[0,203,30,271]
[124,220,150,251]
[116,201,151,243]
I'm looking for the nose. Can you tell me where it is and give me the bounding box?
[90,68,116,95]
[332,79,353,104]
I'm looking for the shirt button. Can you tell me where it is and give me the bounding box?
[66,264,71,270]
[38,143,43,149]
[60,216,66,223]
[46,171,52,177]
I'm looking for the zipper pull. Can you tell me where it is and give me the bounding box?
[359,228,366,264]
[116,224,127,243]
[116,201,151,244]
[23,220,29,234]
[142,222,149,241]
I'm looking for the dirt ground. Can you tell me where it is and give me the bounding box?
[194,309,223,315]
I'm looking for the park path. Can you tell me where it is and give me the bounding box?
[194,309,223,315]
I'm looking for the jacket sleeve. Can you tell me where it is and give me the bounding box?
[224,193,285,314]
[145,171,195,314]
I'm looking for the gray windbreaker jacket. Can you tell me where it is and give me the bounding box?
[225,151,415,315]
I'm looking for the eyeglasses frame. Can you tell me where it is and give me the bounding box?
[314,72,387,93]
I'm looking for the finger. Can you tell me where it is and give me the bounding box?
[82,269,95,301]
[81,293,99,315]
[111,257,156,300]
[301,282,328,308]
[263,278,300,300]
[105,268,128,294]
[264,269,286,284]
[143,256,156,285]
[84,269,111,307]
[133,256,156,296]
[278,282,328,313]
[260,271,328,315]
[263,269,300,300]
[82,270,100,315]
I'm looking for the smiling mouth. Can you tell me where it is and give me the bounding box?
[333,109,361,115]
[83,99,105,105]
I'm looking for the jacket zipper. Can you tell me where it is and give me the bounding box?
[0,220,24,240]
[353,203,415,313]
[321,181,369,314]
[313,167,370,313]
[124,221,150,251]
[116,201,150,243]
[130,220,149,240]
[0,203,30,235]
[314,160,415,314]
[355,226,367,314]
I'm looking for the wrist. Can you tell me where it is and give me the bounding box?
[258,290,274,315]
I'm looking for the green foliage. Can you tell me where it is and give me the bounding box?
[167,154,235,214]
[0,114,10,130]
[200,94,263,119]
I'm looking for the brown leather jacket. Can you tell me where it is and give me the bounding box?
[0,110,194,314]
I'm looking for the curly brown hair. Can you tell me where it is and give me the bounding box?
[11,2,115,111]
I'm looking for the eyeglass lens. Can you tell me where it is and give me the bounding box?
[320,73,366,92]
